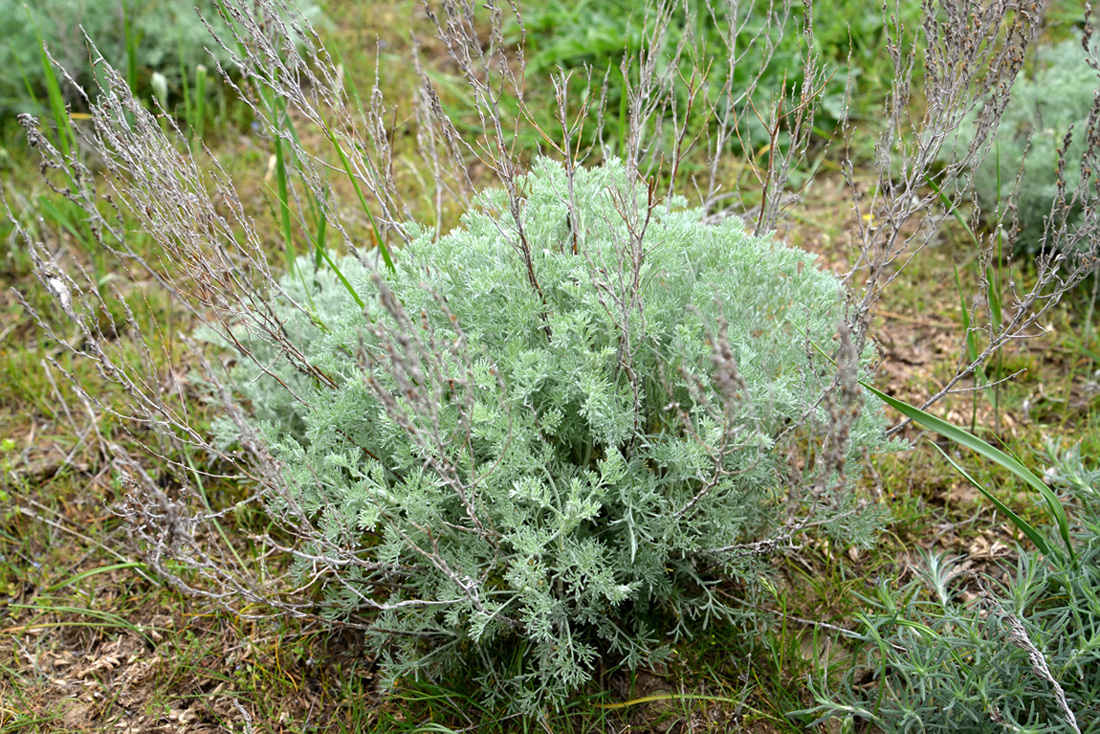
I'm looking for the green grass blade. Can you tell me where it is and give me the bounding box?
[986,264,1004,331]
[272,122,295,267]
[596,693,743,710]
[861,383,1074,561]
[953,259,981,368]
[122,0,137,93]
[7,603,158,644]
[44,562,148,591]
[36,195,104,280]
[13,34,40,114]
[953,258,988,430]
[265,97,323,311]
[310,78,394,271]
[925,174,976,243]
[36,197,84,244]
[801,331,1074,561]
[274,136,294,258]
[269,107,363,310]
[929,442,1052,556]
[259,89,364,307]
[329,130,394,272]
[318,249,364,309]
[313,206,328,268]
[27,9,75,159]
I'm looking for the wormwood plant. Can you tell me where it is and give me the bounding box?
[216,157,897,709]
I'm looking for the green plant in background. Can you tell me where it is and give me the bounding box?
[216,157,900,713]
[958,35,1099,255]
[518,0,806,154]
[0,0,323,132]
[800,442,1100,732]
[517,0,920,155]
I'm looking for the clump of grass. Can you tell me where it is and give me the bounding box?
[800,443,1100,733]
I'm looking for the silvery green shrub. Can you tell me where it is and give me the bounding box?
[218,157,896,712]
[959,36,1098,255]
